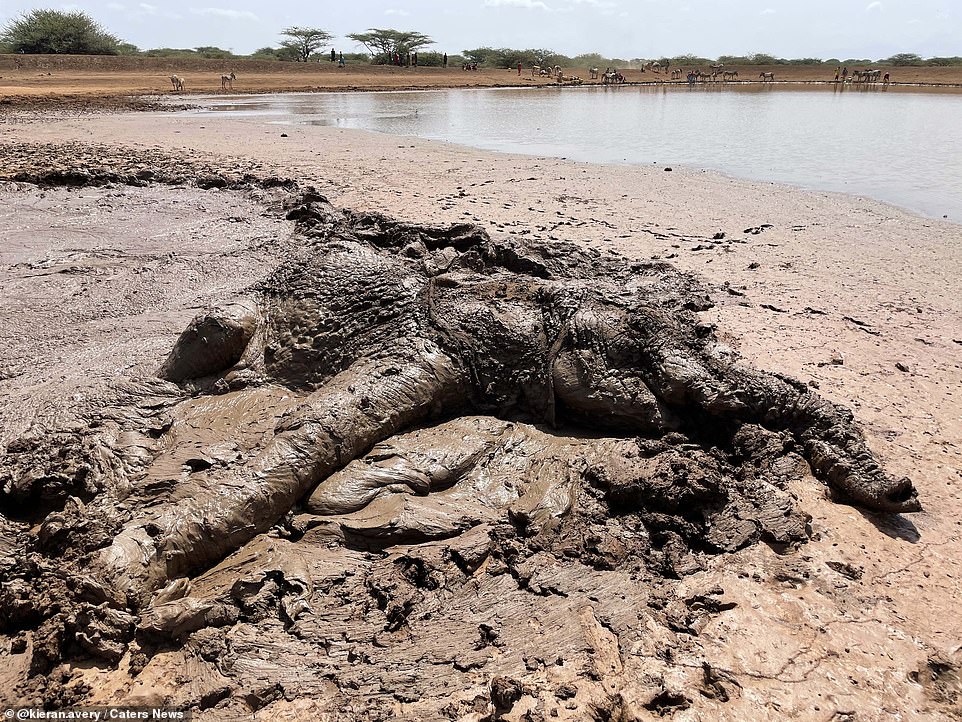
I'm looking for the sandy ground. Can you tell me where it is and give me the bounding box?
[3,54,962,103]
[1,107,961,720]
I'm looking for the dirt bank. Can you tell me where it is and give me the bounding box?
[2,54,962,109]
[0,113,961,720]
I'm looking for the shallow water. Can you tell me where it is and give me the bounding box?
[192,85,962,222]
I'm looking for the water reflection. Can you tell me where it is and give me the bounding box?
[192,87,962,221]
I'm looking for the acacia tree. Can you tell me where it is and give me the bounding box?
[279,26,333,62]
[0,9,122,55]
[346,28,433,64]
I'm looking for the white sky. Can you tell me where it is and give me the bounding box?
[1,0,959,59]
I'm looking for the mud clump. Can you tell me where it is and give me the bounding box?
[0,154,920,718]
[0,141,297,192]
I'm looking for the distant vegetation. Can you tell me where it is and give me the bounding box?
[880,53,962,66]
[0,9,122,55]
[2,10,962,69]
[140,46,237,60]
[455,49,962,69]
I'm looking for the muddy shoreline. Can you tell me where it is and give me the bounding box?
[4,78,962,115]
[5,53,962,110]
[1,120,961,720]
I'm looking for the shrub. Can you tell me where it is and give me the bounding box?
[414,51,445,67]
[1,9,122,55]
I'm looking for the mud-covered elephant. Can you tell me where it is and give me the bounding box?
[77,197,918,608]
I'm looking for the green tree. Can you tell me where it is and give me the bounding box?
[143,48,198,58]
[194,45,236,59]
[279,26,333,62]
[413,51,445,67]
[347,28,433,63]
[748,53,779,64]
[461,47,555,68]
[462,47,497,66]
[527,48,556,66]
[572,52,608,68]
[717,55,752,64]
[500,48,538,68]
[249,46,290,61]
[667,53,711,65]
[0,9,122,55]
[884,53,923,66]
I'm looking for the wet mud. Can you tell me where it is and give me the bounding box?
[0,145,932,720]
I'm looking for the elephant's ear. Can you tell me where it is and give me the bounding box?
[159,299,260,382]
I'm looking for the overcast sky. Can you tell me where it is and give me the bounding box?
[1,0,958,59]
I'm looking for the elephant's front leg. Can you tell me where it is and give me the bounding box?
[95,337,469,607]
[636,327,920,514]
[553,306,919,514]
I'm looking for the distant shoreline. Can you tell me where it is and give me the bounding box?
[4,54,962,109]
[4,80,962,114]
